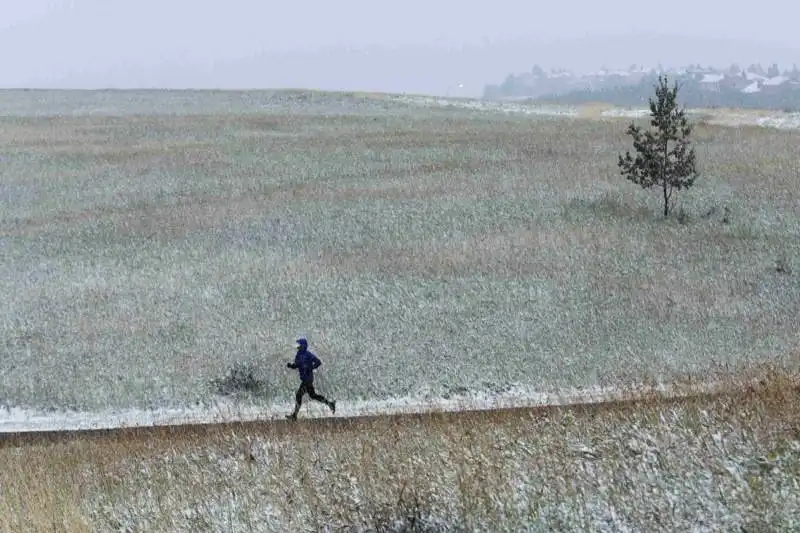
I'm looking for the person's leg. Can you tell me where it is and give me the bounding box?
[306,383,335,413]
[287,383,307,420]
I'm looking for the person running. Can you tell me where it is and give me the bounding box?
[285,337,336,420]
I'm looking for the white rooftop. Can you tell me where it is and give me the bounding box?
[701,73,725,83]
[741,81,761,93]
[763,76,789,86]
[745,71,768,81]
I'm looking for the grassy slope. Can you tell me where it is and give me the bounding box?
[1,91,799,412]
[2,91,799,532]
[1,372,798,532]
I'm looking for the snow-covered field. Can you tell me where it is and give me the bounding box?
[0,379,747,434]
[391,92,800,130]
[393,93,581,117]
[1,90,799,532]
[1,89,798,437]
[1,87,797,128]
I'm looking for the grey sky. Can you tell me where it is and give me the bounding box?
[1,0,798,95]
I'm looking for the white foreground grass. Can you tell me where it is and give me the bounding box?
[2,375,798,532]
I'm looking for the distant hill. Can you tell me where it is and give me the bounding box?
[484,64,800,111]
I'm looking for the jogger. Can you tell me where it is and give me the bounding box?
[286,338,335,420]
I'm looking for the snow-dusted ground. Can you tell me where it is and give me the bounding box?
[751,113,800,130]
[390,93,800,130]
[58,380,800,533]
[2,90,797,439]
[599,108,654,118]
[392,94,580,117]
[0,379,744,434]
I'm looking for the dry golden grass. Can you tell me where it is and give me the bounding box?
[574,102,617,119]
[2,362,798,532]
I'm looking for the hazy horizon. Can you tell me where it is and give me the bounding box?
[2,0,799,96]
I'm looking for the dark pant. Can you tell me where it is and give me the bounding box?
[295,380,330,407]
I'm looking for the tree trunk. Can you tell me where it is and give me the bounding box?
[662,139,670,217]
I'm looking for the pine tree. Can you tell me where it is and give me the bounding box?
[618,75,699,217]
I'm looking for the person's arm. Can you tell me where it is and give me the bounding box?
[311,354,322,369]
[287,354,298,369]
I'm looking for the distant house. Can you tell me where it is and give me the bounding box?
[699,73,725,92]
[741,81,761,94]
[761,76,790,94]
[746,64,767,77]
[487,62,800,105]
[721,75,752,92]
[745,71,768,83]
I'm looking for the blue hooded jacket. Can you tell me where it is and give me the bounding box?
[287,338,321,383]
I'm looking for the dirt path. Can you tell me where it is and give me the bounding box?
[0,387,735,449]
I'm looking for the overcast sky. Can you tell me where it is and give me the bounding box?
[1,0,798,95]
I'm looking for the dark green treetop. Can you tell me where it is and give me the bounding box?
[618,75,699,217]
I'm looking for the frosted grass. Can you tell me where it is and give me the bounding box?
[3,386,797,532]
[1,90,799,414]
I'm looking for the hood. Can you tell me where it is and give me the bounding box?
[295,338,308,351]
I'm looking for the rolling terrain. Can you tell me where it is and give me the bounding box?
[2,90,798,418]
[1,89,799,531]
